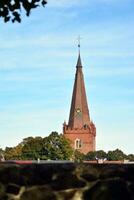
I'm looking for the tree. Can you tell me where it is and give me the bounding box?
[0,0,47,23]
[85,149,130,161]
[21,136,43,160]
[96,150,107,159]
[107,149,127,161]
[127,154,134,161]
[41,132,73,160]
[73,150,85,162]
[85,150,107,160]
[85,151,97,160]
[4,144,23,160]
[4,132,73,160]
[0,148,5,161]
[0,148,4,154]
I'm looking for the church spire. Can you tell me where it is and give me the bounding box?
[68,51,90,129]
[76,53,82,68]
[63,44,96,154]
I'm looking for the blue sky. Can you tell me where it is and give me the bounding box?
[0,0,134,154]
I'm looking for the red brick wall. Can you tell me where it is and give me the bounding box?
[63,125,96,154]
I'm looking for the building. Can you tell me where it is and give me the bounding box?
[63,50,96,154]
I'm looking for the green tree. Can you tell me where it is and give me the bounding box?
[96,150,107,159]
[21,136,43,160]
[0,148,4,161]
[0,0,47,23]
[73,150,85,162]
[4,132,73,160]
[42,132,73,160]
[85,150,107,160]
[85,151,97,160]
[127,154,134,161]
[4,144,22,160]
[107,149,127,161]
[0,148,4,154]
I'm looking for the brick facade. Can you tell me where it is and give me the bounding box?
[63,122,96,154]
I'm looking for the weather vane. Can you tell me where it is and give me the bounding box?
[78,35,82,53]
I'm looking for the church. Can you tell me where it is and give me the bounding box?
[63,49,96,154]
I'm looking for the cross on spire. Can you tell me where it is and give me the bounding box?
[78,35,82,53]
[63,44,96,154]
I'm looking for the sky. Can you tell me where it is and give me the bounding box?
[0,0,134,154]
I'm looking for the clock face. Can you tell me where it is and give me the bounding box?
[75,108,81,114]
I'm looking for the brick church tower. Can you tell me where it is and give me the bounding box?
[63,50,96,154]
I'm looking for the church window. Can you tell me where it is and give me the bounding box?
[84,124,89,129]
[75,139,82,149]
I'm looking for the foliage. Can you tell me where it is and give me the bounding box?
[3,135,134,162]
[85,150,107,160]
[85,149,133,161]
[4,145,22,160]
[4,132,73,160]
[0,148,5,161]
[73,150,85,162]
[41,132,73,160]
[77,149,134,162]
[85,151,97,160]
[21,136,43,160]
[0,148,4,154]
[127,154,134,161]
[0,0,47,23]
[107,149,127,161]
[96,150,107,159]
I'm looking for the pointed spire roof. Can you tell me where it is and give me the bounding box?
[76,53,82,68]
[68,53,90,129]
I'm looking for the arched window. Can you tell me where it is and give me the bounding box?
[75,139,82,149]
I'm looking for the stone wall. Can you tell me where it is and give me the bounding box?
[0,162,134,200]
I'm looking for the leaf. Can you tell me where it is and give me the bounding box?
[12,11,21,22]
[42,0,47,7]
[4,16,10,22]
